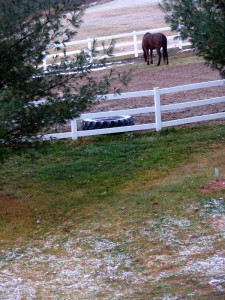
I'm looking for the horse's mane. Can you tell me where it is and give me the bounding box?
[143,32,151,38]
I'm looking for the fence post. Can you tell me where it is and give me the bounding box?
[154,87,162,131]
[42,51,47,70]
[178,24,184,50]
[178,32,183,50]
[132,31,139,57]
[87,38,93,62]
[71,119,78,140]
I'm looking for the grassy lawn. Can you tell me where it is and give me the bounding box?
[1,124,225,298]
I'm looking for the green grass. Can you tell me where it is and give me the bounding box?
[0,124,225,242]
[1,124,225,298]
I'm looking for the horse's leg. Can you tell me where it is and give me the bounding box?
[157,48,161,66]
[146,49,150,65]
[150,49,153,64]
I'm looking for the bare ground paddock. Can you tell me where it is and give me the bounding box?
[66,0,225,130]
[76,0,165,39]
[87,51,225,125]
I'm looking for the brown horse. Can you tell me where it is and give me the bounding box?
[142,32,168,66]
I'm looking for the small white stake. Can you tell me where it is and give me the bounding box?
[214,168,219,181]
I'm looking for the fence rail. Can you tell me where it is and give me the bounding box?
[43,26,190,69]
[42,79,225,141]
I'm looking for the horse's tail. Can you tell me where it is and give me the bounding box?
[162,34,169,64]
[142,47,147,61]
[142,45,147,62]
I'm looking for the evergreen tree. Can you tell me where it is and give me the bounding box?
[160,0,225,78]
[0,0,131,146]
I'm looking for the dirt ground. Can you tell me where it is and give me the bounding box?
[73,0,225,128]
[79,50,225,128]
[76,0,166,39]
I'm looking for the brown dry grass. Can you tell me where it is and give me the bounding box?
[75,1,167,39]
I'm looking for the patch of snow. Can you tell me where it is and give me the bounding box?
[184,255,225,274]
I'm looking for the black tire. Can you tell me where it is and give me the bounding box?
[82,115,134,130]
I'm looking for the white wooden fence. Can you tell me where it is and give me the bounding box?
[42,79,225,141]
[43,26,190,69]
